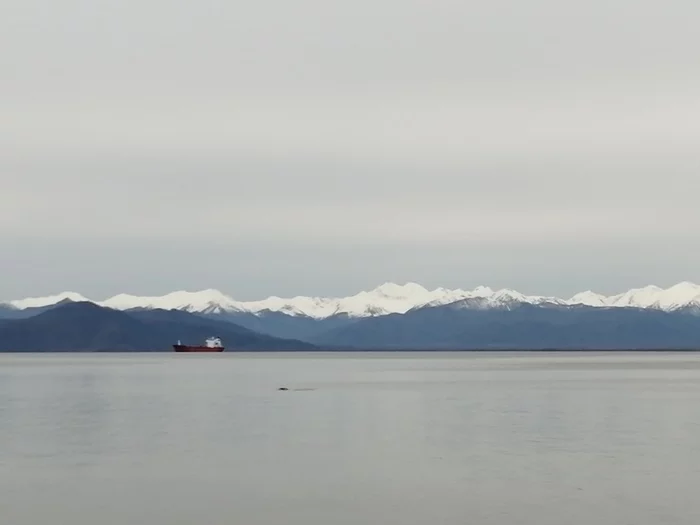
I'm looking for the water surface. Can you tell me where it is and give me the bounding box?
[2,352,700,524]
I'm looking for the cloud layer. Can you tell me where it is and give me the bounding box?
[2,0,699,299]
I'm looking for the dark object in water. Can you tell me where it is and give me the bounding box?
[278,387,289,391]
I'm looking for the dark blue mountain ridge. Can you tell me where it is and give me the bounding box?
[0,298,79,320]
[308,299,700,350]
[3,296,700,351]
[197,309,360,342]
[0,301,316,352]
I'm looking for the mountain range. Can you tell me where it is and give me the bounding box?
[0,302,315,352]
[2,282,700,351]
[5,281,700,317]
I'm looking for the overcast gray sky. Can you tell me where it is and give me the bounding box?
[2,0,699,300]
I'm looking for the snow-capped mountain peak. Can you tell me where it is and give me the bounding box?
[566,282,700,311]
[314,282,438,318]
[9,292,91,310]
[607,285,664,308]
[649,282,700,311]
[5,281,700,319]
[439,288,563,311]
[490,288,527,303]
[100,289,246,313]
[568,290,610,307]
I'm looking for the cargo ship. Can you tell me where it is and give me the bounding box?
[173,336,225,352]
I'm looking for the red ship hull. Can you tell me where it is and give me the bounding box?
[173,345,225,352]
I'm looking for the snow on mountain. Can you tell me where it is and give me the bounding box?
[605,285,666,309]
[93,282,577,318]
[241,282,443,318]
[415,286,494,309]
[611,281,700,311]
[99,289,248,314]
[8,292,91,310]
[568,291,610,307]
[437,288,565,311]
[94,282,505,319]
[6,281,700,318]
[241,295,339,318]
[566,282,700,311]
[334,282,436,317]
[657,282,700,310]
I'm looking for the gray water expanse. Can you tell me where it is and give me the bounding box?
[3,353,700,524]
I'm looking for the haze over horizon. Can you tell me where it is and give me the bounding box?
[3,0,700,300]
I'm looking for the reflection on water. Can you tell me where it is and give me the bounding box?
[2,352,700,524]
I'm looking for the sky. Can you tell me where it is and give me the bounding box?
[2,0,700,301]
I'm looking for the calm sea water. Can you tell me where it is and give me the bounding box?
[2,352,700,524]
